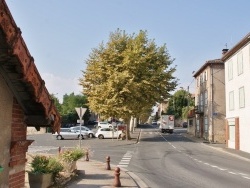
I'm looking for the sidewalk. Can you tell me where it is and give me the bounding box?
[24,129,146,188]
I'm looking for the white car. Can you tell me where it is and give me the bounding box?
[53,128,88,140]
[69,125,95,138]
[95,128,122,139]
[97,121,113,129]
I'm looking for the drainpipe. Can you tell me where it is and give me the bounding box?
[211,65,214,143]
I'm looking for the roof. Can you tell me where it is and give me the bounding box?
[193,59,223,77]
[0,0,60,132]
[221,32,250,61]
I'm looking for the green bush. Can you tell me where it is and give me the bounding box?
[60,147,85,162]
[29,155,63,175]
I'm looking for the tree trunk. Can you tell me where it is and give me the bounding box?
[125,118,131,140]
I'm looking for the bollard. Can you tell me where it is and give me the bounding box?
[113,167,121,187]
[58,146,62,154]
[106,156,111,170]
[85,151,89,161]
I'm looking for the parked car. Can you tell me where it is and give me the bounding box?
[69,125,95,138]
[183,122,188,128]
[152,121,157,125]
[95,128,122,139]
[97,121,113,129]
[53,128,88,140]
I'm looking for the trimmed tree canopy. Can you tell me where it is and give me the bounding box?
[80,29,177,120]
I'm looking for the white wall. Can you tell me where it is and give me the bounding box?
[225,43,250,153]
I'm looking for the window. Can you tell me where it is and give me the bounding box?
[239,87,245,108]
[228,60,233,81]
[204,71,207,81]
[204,116,208,132]
[200,93,204,106]
[196,94,200,106]
[229,91,234,111]
[237,51,243,75]
[200,74,203,85]
[204,90,208,106]
[189,119,193,126]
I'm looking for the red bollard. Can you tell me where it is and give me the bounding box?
[58,146,62,154]
[106,156,111,170]
[85,151,89,161]
[113,167,121,187]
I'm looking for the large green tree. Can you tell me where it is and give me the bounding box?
[60,93,90,125]
[80,29,177,137]
[166,89,194,119]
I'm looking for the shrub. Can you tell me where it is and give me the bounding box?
[60,147,85,162]
[29,155,63,175]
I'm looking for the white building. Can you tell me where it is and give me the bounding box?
[222,32,250,153]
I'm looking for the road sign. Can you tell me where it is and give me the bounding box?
[75,107,87,119]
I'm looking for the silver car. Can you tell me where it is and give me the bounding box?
[53,128,88,140]
[69,125,95,138]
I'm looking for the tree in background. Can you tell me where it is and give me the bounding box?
[80,29,178,139]
[166,89,194,120]
[50,93,62,113]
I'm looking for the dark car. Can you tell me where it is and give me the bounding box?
[182,122,188,128]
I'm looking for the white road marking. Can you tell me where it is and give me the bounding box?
[118,151,133,168]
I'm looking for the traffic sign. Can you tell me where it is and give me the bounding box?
[75,107,87,119]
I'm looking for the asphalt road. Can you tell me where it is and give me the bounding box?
[27,125,250,188]
[127,125,250,188]
[27,128,137,166]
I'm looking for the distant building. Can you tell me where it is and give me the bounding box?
[193,55,226,143]
[222,32,250,153]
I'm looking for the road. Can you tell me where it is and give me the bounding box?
[127,125,250,188]
[27,125,250,188]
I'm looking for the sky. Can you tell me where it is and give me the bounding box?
[6,0,250,103]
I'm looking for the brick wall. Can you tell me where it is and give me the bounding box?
[8,99,29,188]
[9,171,25,188]
[0,74,13,187]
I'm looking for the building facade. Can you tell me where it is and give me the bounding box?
[193,58,226,143]
[222,32,250,153]
[0,1,61,187]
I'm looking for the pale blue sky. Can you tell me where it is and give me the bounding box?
[6,0,250,102]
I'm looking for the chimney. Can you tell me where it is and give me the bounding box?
[222,49,229,56]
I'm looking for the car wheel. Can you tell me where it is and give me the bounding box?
[118,134,121,139]
[56,135,63,140]
[98,134,104,139]
[89,133,94,138]
[78,135,85,139]
[98,126,101,129]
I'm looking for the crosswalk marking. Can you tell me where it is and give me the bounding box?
[117,151,133,168]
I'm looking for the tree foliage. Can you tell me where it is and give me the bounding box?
[80,29,177,123]
[51,93,90,125]
[166,89,194,119]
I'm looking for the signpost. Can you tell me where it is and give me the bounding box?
[75,107,87,147]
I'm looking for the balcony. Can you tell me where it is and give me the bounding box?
[195,105,204,114]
